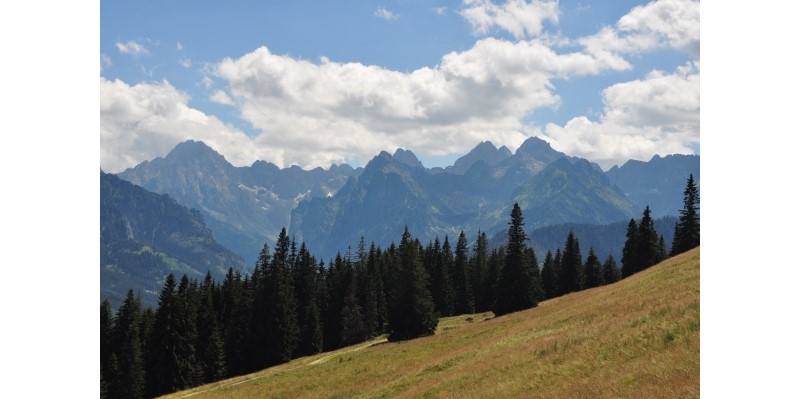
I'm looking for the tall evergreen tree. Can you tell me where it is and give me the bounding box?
[471,231,490,311]
[294,243,324,356]
[388,227,438,341]
[602,254,621,285]
[494,203,538,316]
[340,271,367,346]
[635,206,665,272]
[559,231,584,295]
[145,274,196,397]
[583,248,603,289]
[621,219,639,278]
[671,173,700,255]
[196,273,226,383]
[264,228,300,364]
[110,290,145,399]
[453,231,475,314]
[526,247,545,302]
[541,250,559,299]
[100,299,114,392]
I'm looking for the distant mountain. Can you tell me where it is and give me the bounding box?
[606,154,700,218]
[101,171,247,308]
[392,148,425,169]
[291,138,638,259]
[510,157,639,228]
[118,140,360,265]
[445,141,512,175]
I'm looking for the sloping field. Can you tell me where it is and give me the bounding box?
[165,247,700,398]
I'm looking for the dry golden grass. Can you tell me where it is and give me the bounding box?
[164,247,699,399]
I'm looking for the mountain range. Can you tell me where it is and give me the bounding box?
[114,137,699,265]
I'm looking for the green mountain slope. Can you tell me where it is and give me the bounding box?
[165,247,700,399]
[100,171,248,308]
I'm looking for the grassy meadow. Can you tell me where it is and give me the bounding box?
[164,247,700,398]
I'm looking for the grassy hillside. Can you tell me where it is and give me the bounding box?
[164,247,700,399]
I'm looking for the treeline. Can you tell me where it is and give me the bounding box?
[100,174,699,398]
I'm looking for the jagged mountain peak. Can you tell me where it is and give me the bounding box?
[393,148,424,169]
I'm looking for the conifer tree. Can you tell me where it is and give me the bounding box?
[100,300,114,391]
[526,247,545,302]
[294,243,324,355]
[388,227,438,341]
[602,255,621,285]
[635,206,665,272]
[145,274,196,396]
[264,228,299,364]
[583,248,603,289]
[453,231,475,314]
[559,231,584,295]
[621,219,639,278]
[340,271,366,346]
[471,231,489,311]
[197,273,226,383]
[671,174,700,255]
[110,290,145,399]
[494,203,538,315]
[541,250,559,299]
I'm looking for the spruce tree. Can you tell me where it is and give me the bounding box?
[100,300,114,391]
[340,271,366,346]
[197,273,226,383]
[145,274,195,396]
[471,231,489,311]
[388,227,438,341]
[453,231,475,314]
[559,231,584,295]
[583,248,603,289]
[635,206,665,272]
[621,219,639,278]
[264,228,299,364]
[110,290,145,399]
[494,203,538,316]
[294,243,324,355]
[602,255,621,285]
[541,250,559,299]
[671,173,700,255]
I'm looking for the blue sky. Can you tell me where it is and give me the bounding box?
[100,0,699,172]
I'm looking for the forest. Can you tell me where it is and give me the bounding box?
[100,174,699,398]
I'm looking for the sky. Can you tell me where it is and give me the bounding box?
[100,0,700,173]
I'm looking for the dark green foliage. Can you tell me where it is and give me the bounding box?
[197,273,226,383]
[340,272,367,346]
[453,231,475,314]
[428,237,455,317]
[294,243,324,356]
[526,247,545,303]
[471,231,490,311]
[621,219,639,278]
[262,228,300,365]
[388,227,438,341]
[145,274,196,397]
[622,206,667,278]
[583,248,603,289]
[109,290,145,399]
[541,250,559,299]
[559,231,584,295]
[100,300,114,391]
[602,255,621,285]
[219,269,250,376]
[671,174,700,255]
[494,203,539,316]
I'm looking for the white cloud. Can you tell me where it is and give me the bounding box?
[210,90,234,106]
[212,40,626,168]
[433,6,448,15]
[100,77,266,173]
[178,57,192,68]
[115,40,149,57]
[100,54,112,71]
[579,0,699,58]
[460,0,559,39]
[200,76,214,89]
[374,7,398,20]
[176,41,184,51]
[542,62,700,169]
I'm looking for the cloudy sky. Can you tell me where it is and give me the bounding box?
[100,0,699,173]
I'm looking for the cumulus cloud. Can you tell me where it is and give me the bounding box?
[460,0,559,39]
[374,7,398,20]
[210,90,234,105]
[579,0,699,58]
[212,38,629,168]
[541,62,699,169]
[115,40,149,57]
[100,77,267,173]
